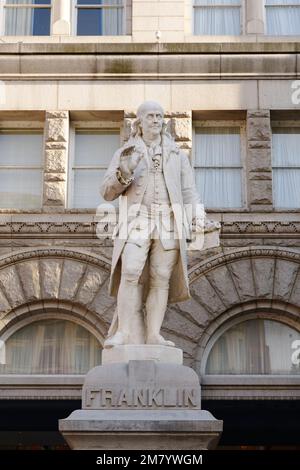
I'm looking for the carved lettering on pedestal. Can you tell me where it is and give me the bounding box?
[84,387,199,409]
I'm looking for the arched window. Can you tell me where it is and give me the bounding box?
[205,319,300,375]
[0,319,101,374]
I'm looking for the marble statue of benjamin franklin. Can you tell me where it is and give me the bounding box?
[100,101,219,348]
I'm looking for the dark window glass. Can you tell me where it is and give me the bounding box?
[77,8,102,35]
[33,7,51,35]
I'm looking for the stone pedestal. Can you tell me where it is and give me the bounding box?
[102,344,183,364]
[59,352,223,450]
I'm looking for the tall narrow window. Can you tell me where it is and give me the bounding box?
[75,0,124,35]
[272,127,300,208]
[3,0,51,36]
[194,126,243,208]
[0,130,44,209]
[266,0,300,35]
[69,129,119,209]
[193,0,242,35]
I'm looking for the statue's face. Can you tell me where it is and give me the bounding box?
[140,108,163,138]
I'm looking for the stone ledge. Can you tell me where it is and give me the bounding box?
[1,42,300,54]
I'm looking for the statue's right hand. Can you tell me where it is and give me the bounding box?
[119,145,144,179]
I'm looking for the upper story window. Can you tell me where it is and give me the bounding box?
[205,319,300,375]
[272,126,300,209]
[0,129,44,209]
[1,0,51,36]
[266,0,300,35]
[193,0,242,35]
[75,0,125,35]
[68,128,120,209]
[193,123,245,209]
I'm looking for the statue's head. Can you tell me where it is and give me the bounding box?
[132,101,166,138]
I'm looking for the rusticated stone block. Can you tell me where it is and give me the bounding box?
[250,180,272,205]
[248,140,271,149]
[250,172,272,180]
[77,267,107,305]
[247,110,270,119]
[190,276,225,317]
[40,259,62,299]
[44,173,66,182]
[248,148,272,172]
[170,117,192,141]
[0,289,11,317]
[247,110,271,144]
[43,181,65,206]
[252,258,275,298]
[164,307,203,342]
[122,118,134,142]
[205,265,240,308]
[165,111,191,118]
[0,266,24,308]
[227,259,256,301]
[46,118,68,142]
[45,149,66,172]
[90,279,116,322]
[46,111,69,119]
[45,141,67,150]
[17,261,40,301]
[273,259,299,301]
[174,296,211,328]
[60,260,86,300]
[248,118,271,142]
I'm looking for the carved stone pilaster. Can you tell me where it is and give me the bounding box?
[247,110,273,211]
[246,0,265,35]
[43,111,69,211]
[52,0,71,36]
[169,112,192,158]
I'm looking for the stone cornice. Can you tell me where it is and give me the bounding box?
[0,220,299,239]
[0,42,300,80]
[1,42,300,54]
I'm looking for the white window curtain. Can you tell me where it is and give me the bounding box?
[5,0,33,35]
[272,128,300,209]
[102,0,123,35]
[71,130,119,209]
[0,319,102,374]
[4,0,51,36]
[206,319,300,375]
[194,127,243,208]
[266,0,300,36]
[194,0,241,35]
[0,131,43,209]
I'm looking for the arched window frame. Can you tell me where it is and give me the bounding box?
[0,309,104,400]
[197,309,300,400]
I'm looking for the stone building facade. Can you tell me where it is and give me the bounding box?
[0,0,300,449]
